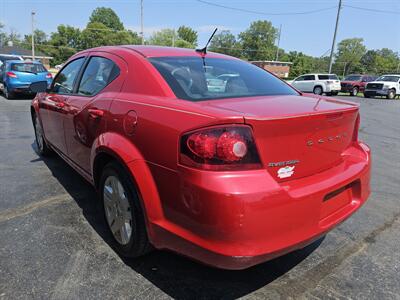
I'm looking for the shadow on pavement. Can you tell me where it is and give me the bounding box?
[32,143,324,299]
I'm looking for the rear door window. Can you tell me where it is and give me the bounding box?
[303,75,315,80]
[77,56,120,96]
[318,74,338,80]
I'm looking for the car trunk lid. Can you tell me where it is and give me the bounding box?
[202,95,359,181]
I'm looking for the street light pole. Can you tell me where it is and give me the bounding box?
[275,24,282,61]
[31,11,35,61]
[140,0,144,45]
[328,0,342,73]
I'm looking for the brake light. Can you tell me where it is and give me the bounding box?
[180,125,262,170]
[353,114,360,141]
[46,73,52,79]
[6,72,17,78]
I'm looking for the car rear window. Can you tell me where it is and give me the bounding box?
[11,63,47,73]
[149,56,298,101]
[318,74,338,80]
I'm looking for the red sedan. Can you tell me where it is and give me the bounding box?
[31,46,371,270]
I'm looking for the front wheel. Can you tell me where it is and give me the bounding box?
[387,89,396,100]
[351,87,359,97]
[330,91,338,96]
[364,93,371,98]
[100,161,152,257]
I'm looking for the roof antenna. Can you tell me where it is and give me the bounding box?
[196,28,217,54]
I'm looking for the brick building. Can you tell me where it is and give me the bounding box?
[251,60,292,78]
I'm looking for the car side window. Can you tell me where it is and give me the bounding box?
[77,56,120,96]
[304,75,315,81]
[295,76,305,81]
[52,58,85,94]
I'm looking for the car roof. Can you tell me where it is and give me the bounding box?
[79,45,234,59]
[378,74,400,77]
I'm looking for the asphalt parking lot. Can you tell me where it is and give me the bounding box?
[0,94,399,300]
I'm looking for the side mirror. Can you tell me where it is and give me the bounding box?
[29,81,48,93]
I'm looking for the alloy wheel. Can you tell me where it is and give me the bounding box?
[103,175,133,245]
[35,116,44,151]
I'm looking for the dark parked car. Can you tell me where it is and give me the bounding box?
[340,74,377,96]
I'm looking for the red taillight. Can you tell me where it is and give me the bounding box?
[353,113,360,141]
[6,72,17,78]
[180,125,262,170]
[46,73,52,79]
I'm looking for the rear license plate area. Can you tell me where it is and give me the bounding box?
[320,183,354,220]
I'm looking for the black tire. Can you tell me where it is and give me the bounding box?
[364,93,371,98]
[313,86,323,95]
[99,161,152,257]
[4,85,14,99]
[351,87,359,97]
[330,91,339,96]
[33,113,53,156]
[387,89,396,100]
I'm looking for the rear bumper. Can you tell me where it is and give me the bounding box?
[325,86,341,93]
[150,143,371,270]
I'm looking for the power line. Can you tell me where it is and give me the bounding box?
[195,0,337,16]
[343,4,400,15]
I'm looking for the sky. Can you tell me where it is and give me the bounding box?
[1,0,399,57]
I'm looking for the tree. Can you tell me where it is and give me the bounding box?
[333,38,367,75]
[80,22,112,49]
[147,28,194,48]
[177,26,198,46]
[209,30,241,57]
[238,20,278,60]
[0,23,6,47]
[24,29,48,46]
[88,7,124,31]
[46,25,81,65]
[147,29,174,46]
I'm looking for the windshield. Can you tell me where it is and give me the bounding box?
[11,63,47,73]
[375,75,400,82]
[344,75,362,81]
[149,57,298,101]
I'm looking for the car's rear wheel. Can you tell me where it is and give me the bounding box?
[330,91,338,96]
[100,161,151,257]
[313,86,323,95]
[387,89,396,100]
[4,85,14,99]
[33,113,52,156]
[351,87,359,97]
[364,93,371,98]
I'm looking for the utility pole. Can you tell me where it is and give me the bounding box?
[328,0,342,73]
[140,0,144,45]
[31,11,35,60]
[275,24,282,61]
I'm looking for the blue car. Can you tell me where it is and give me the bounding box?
[0,60,52,99]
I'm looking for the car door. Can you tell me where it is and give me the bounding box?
[39,57,86,154]
[303,75,316,92]
[63,53,127,174]
[291,75,305,91]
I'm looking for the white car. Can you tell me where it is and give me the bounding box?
[364,74,400,99]
[289,74,341,95]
